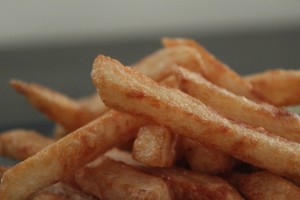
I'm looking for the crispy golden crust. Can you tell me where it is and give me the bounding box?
[226,171,300,200]
[162,37,260,101]
[143,167,243,200]
[74,157,173,200]
[245,69,300,106]
[174,66,300,143]
[0,111,144,200]
[92,55,300,180]
[0,129,54,160]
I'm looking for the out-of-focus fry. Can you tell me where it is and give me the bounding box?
[133,125,178,167]
[162,37,260,101]
[10,80,104,132]
[33,183,97,200]
[53,124,68,140]
[0,129,54,160]
[226,171,300,200]
[93,55,300,180]
[74,157,173,200]
[244,69,300,106]
[0,111,144,200]
[143,167,243,200]
[184,138,237,175]
[174,66,300,143]
[132,46,204,81]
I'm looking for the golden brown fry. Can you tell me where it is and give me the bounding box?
[74,157,173,200]
[10,80,104,132]
[143,167,243,200]
[226,171,300,200]
[132,46,204,81]
[184,138,237,175]
[0,111,144,200]
[0,129,54,160]
[92,55,300,180]
[162,37,260,101]
[133,125,178,167]
[174,66,300,143]
[244,69,300,106]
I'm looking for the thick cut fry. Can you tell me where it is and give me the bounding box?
[132,46,204,81]
[226,171,300,200]
[92,55,300,180]
[10,80,106,132]
[245,69,300,106]
[174,66,300,143]
[143,167,243,200]
[0,129,54,160]
[162,37,261,101]
[0,111,144,200]
[74,157,173,200]
[133,125,178,167]
[184,138,237,175]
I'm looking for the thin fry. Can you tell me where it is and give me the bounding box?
[162,37,261,101]
[244,69,300,106]
[132,46,204,81]
[0,129,54,160]
[0,111,144,200]
[92,55,300,180]
[174,66,300,142]
[10,80,104,132]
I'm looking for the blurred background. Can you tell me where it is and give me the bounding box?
[1,0,300,132]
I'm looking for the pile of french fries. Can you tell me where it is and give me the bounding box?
[1,38,300,200]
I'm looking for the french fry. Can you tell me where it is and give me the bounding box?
[162,37,261,101]
[244,69,300,106]
[53,124,68,140]
[143,167,243,200]
[133,125,178,167]
[10,80,105,132]
[74,157,173,200]
[92,55,300,180]
[0,129,54,160]
[174,66,300,143]
[132,46,204,81]
[226,171,300,200]
[184,138,237,175]
[0,111,144,200]
[104,148,142,167]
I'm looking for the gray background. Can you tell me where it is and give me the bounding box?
[1,1,300,132]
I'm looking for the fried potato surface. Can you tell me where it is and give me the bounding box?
[0,129,54,160]
[0,111,143,200]
[10,80,102,132]
[74,157,173,200]
[133,125,178,167]
[184,138,237,175]
[227,171,300,200]
[174,66,300,143]
[162,37,260,101]
[143,167,244,200]
[132,46,204,81]
[92,55,300,180]
[245,69,300,106]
